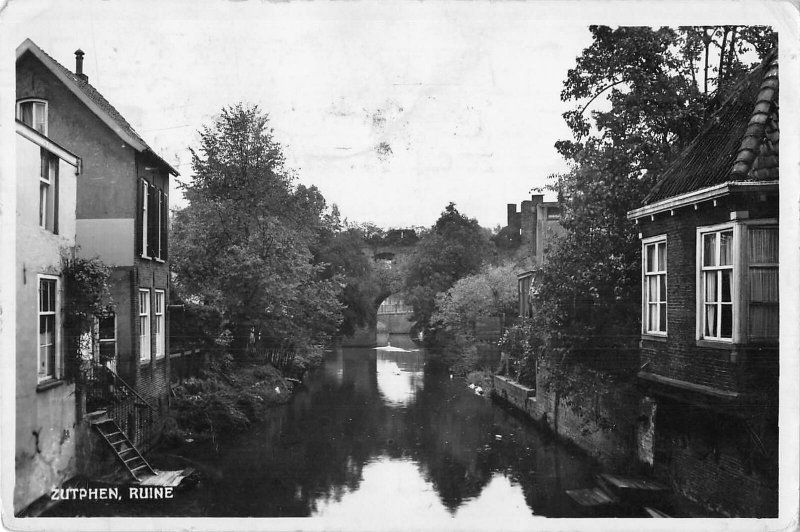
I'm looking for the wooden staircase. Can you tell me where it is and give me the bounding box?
[91,415,156,482]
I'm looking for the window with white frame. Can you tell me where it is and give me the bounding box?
[38,276,58,382]
[139,289,151,362]
[39,149,58,233]
[643,236,667,334]
[154,290,165,358]
[17,99,48,134]
[700,227,734,340]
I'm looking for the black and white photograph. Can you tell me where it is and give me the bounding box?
[1,1,798,530]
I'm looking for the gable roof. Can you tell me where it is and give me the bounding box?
[641,50,778,206]
[16,39,178,176]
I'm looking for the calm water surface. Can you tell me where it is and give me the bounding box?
[49,335,603,524]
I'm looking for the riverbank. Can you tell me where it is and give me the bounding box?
[163,348,324,448]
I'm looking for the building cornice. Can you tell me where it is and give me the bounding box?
[627,181,779,220]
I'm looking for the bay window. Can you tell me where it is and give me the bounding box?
[697,221,778,343]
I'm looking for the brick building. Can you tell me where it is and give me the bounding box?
[15,39,177,513]
[627,51,779,516]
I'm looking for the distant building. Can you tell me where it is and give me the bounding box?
[503,195,564,317]
[627,50,778,516]
[15,39,178,513]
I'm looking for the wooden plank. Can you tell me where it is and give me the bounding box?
[644,506,671,518]
[565,488,618,507]
[139,468,194,487]
[600,473,667,491]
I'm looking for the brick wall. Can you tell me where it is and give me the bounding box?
[637,193,779,395]
[494,362,644,471]
[653,398,778,516]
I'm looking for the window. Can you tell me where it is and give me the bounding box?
[98,313,117,361]
[139,289,150,362]
[696,222,779,343]
[17,99,48,134]
[748,226,779,339]
[643,237,667,334]
[154,290,165,358]
[39,149,58,232]
[38,277,58,382]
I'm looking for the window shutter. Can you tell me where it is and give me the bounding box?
[147,184,157,257]
[160,191,168,260]
[136,178,144,256]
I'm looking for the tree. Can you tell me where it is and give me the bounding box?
[402,203,492,335]
[171,103,343,351]
[315,228,380,337]
[431,263,517,337]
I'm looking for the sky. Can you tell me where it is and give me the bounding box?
[4,0,598,229]
[3,0,797,230]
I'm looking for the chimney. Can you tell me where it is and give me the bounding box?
[74,49,87,81]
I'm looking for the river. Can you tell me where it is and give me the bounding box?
[46,334,609,525]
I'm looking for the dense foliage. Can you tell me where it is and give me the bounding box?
[402,203,493,336]
[61,254,113,379]
[431,263,517,338]
[171,104,344,351]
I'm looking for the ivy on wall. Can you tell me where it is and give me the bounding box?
[60,253,113,380]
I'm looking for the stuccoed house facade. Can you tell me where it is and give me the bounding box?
[627,50,779,516]
[15,111,81,515]
[15,39,178,514]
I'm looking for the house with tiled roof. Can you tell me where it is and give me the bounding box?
[627,50,778,516]
[15,38,177,514]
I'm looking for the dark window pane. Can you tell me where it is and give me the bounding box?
[721,270,732,302]
[659,303,667,331]
[99,341,116,359]
[721,304,732,338]
[657,242,666,271]
[99,315,115,340]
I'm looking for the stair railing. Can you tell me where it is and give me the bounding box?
[83,363,156,451]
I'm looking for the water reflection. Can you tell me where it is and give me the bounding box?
[46,334,600,520]
[375,347,424,407]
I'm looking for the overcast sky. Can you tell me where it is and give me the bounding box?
[4,0,796,229]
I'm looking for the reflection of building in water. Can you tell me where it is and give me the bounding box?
[375,351,424,407]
